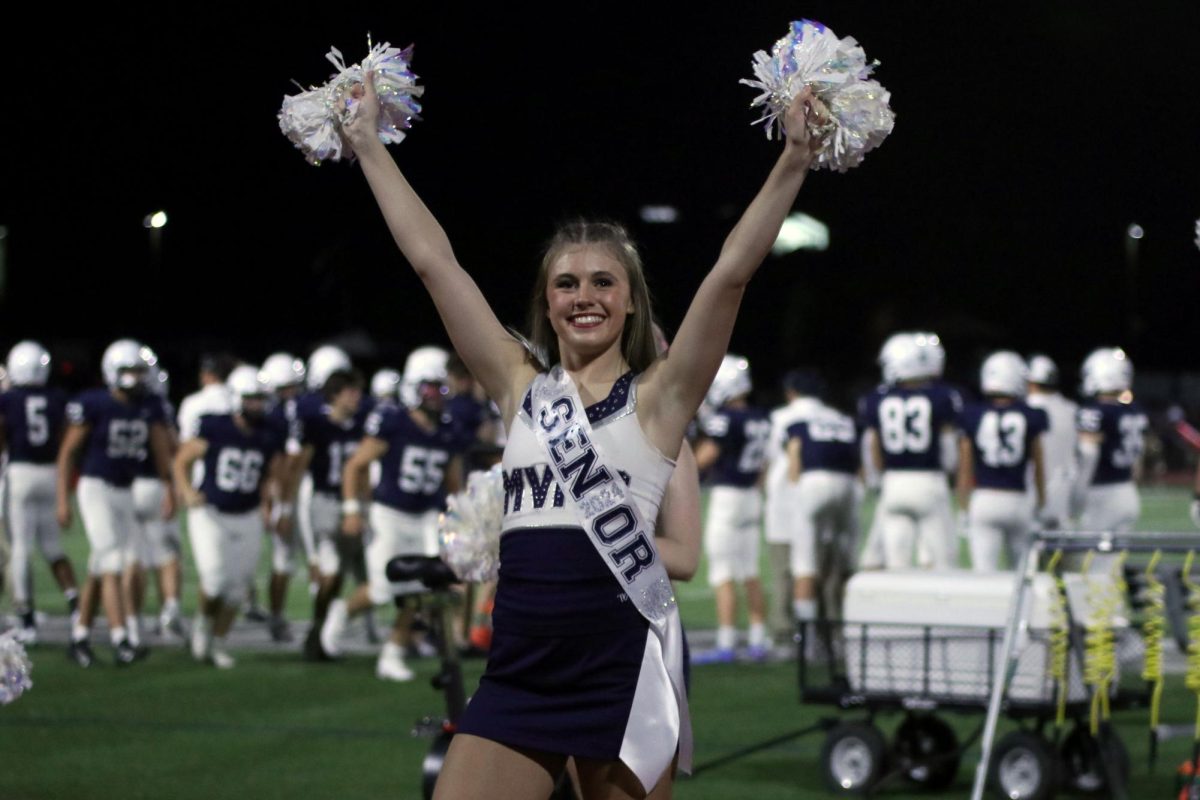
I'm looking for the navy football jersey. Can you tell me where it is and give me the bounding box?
[786,410,859,475]
[197,414,285,513]
[366,405,460,513]
[858,382,962,471]
[702,405,771,488]
[446,394,486,450]
[0,386,67,464]
[961,400,1049,491]
[1077,400,1148,486]
[290,396,375,494]
[134,395,177,479]
[67,389,167,487]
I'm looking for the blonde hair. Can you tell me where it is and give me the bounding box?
[527,221,658,373]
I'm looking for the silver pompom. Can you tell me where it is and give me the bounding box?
[279,37,424,165]
[438,465,504,582]
[741,20,895,172]
[0,631,33,706]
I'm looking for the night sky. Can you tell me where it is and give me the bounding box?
[2,4,1198,398]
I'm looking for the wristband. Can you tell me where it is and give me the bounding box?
[341,499,363,516]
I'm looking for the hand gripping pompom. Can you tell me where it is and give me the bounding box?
[0,631,33,706]
[279,37,424,165]
[438,465,504,583]
[742,20,894,172]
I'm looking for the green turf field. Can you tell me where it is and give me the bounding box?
[1,485,1196,799]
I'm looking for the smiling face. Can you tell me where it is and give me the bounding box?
[545,245,634,362]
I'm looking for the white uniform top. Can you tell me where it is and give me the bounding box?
[501,374,674,533]
[763,396,824,543]
[1026,391,1079,480]
[177,383,234,442]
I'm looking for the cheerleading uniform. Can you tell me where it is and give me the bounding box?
[455,371,684,792]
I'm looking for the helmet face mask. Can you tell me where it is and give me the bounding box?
[227,365,269,418]
[402,347,449,409]
[102,339,149,393]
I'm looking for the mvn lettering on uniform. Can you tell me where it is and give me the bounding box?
[503,466,631,514]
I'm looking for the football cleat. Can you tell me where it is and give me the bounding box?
[211,649,237,670]
[691,647,736,666]
[66,639,95,668]
[114,639,138,666]
[319,599,348,658]
[375,655,415,683]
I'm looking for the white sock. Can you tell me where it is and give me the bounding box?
[110,626,127,646]
[716,625,737,651]
[71,623,89,642]
[163,598,180,616]
[749,623,767,649]
[381,641,405,661]
[793,599,817,621]
[125,615,141,646]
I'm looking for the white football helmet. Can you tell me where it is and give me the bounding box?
[306,345,351,391]
[1081,347,1133,396]
[706,354,752,408]
[6,340,51,387]
[228,365,268,413]
[1027,354,1059,387]
[371,368,402,402]
[980,351,1028,397]
[878,331,944,384]
[401,347,449,408]
[262,352,307,393]
[102,339,147,391]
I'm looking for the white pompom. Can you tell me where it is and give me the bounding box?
[0,631,33,706]
[741,20,895,172]
[279,38,425,165]
[438,465,504,582]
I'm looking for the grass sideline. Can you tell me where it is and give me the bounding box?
[1,485,1195,799]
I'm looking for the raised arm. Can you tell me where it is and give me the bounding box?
[642,89,824,446]
[341,76,534,413]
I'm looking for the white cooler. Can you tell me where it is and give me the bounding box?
[841,570,1128,704]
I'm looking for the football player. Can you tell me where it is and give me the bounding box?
[124,353,185,642]
[693,354,772,663]
[1025,354,1079,528]
[1072,348,1147,534]
[784,387,860,626]
[57,339,174,666]
[858,332,961,569]
[286,362,372,658]
[761,369,827,639]
[259,351,308,641]
[0,341,79,643]
[957,352,1049,570]
[174,366,288,668]
[325,346,463,680]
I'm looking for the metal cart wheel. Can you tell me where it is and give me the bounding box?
[988,730,1058,800]
[1058,723,1129,795]
[821,721,887,794]
[892,713,961,791]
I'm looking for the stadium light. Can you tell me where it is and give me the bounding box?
[143,211,169,229]
[639,205,679,224]
[773,212,829,255]
[1126,223,1144,240]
